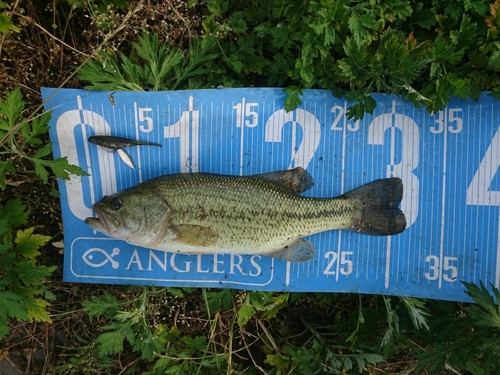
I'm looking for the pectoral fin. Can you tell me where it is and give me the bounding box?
[254,167,314,194]
[172,224,218,247]
[268,239,315,262]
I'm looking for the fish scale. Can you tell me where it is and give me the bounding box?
[152,175,350,242]
[85,168,406,262]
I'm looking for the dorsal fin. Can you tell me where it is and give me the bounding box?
[254,167,314,194]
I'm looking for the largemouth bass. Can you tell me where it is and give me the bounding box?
[85,168,406,262]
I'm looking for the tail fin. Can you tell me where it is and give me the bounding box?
[344,178,406,235]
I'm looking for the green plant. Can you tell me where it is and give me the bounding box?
[78,32,220,91]
[413,282,500,374]
[264,316,385,374]
[63,288,228,374]
[203,0,499,117]
[0,198,57,337]
[238,291,291,326]
[78,1,500,118]
[0,1,19,33]
[0,88,85,190]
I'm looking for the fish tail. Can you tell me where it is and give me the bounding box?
[344,178,406,235]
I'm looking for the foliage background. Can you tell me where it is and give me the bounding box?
[0,0,499,374]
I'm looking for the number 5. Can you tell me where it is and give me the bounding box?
[135,104,153,133]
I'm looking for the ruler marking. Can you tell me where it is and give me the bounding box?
[336,101,348,282]
[385,101,397,289]
[438,109,449,289]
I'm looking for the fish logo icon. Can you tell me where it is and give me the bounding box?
[82,247,120,269]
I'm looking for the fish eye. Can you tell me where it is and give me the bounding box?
[110,198,122,211]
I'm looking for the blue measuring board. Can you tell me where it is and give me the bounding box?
[41,87,500,302]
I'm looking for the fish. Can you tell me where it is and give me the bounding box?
[88,135,161,169]
[84,167,406,262]
[88,135,161,150]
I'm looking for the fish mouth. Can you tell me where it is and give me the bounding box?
[84,216,108,232]
[84,204,116,234]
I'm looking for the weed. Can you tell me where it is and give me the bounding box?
[0,198,57,337]
[0,89,85,189]
[77,1,500,118]
[412,282,500,374]
[78,32,220,91]
[0,1,20,33]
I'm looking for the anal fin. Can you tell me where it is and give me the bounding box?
[268,239,315,262]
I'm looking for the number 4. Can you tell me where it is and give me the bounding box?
[466,126,500,206]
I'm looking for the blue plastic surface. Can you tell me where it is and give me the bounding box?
[41,87,500,301]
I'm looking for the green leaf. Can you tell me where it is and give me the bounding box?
[0,88,24,128]
[33,160,49,183]
[33,143,53,159]
[347,95,376,120]
[237,303,255,326]
[82,292,123,320]
[227,12,247,33]
[14,227,51,259]
[265,353,290,370]
[0,198,29,235]
[401,297,430,330]
[166,288,185,298]
[206,0,228,17]
[284,86,303,111]
[28,156,87,182]
[0,291,29,321]
[450,15,477,47]
[0,13,20,33]
[0,292,28,337]
[14,260,55,286]
[380,296,400,348]
[78,51,144,91]
[0,160,15,190]
[96,329,125,356]
[206,289,233,314]
[348,12,377,47]
[24,297,52,323]
[464,282,500,328]
[463,0,489,15]
[25,111,51,146]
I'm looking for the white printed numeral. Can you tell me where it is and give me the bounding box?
[425,255,458,282]
[367,106,420,226]
[430,108,463,134]
[330,104,359,132]
[265,109,321,169]
[234,99,258,128]
[136,105,154,133]
[466,126,500,206]
[323,251,353,276]
[164,97,199,173]
[56,96,117,220]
